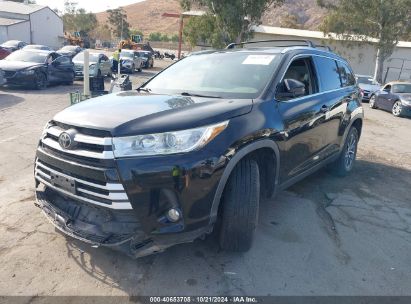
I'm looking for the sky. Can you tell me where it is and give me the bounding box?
[35,0,145,13]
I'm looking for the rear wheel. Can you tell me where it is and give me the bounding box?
[218,158,260,252]
[130,64,135,74]
[329,127,359,177]
[392,101,403,117]
[369,95,377,109]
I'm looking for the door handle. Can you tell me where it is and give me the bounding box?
[320,105,329,113]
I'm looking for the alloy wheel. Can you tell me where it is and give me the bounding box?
[344,132,357,171]
[392,101,402,117]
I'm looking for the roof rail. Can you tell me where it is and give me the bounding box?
[226,39,316,49]
[315,44,332,52]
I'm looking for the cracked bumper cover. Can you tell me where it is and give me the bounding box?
[35,186,210,258]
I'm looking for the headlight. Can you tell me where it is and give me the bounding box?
[112,121,229,157]
[89,64,96,70]
[40,121,52,139]
[20,69,35,75]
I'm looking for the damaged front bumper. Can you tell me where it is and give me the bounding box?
[35,185,208,258]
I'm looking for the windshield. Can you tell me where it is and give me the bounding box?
[73,52,100,62]
[5,50,48,63]
[144,52,279,99]
[357,76,376,85]
[393,84,411,93]
[137,52,149,58]
[120,52,134,59]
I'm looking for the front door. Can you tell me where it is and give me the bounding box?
[276,56,330,180]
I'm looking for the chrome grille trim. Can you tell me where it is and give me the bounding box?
[42,137,114,159]
[36,161,123,191]
[35,160,132,210]
[47,126,112,146]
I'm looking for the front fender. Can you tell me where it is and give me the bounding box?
[208,139,280,226]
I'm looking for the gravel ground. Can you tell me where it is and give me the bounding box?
[0,59,410,297]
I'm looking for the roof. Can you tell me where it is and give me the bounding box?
[386,81,411,85]
[0,16,26,26]
[253,25,411,49]
[0,1,45,15]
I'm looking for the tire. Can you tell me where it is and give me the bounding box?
[219,158,260,252]
[369,95,377,109]
[138,67,142,72]
[329,127,359,177]
[34,72,47,90]
[392,101,403,117]
[130,64,135,74]
[97,69,102,77]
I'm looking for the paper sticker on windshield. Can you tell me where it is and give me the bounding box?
[242,55,275,65]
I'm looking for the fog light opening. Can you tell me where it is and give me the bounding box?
[166,208,181,222]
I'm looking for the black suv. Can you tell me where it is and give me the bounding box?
[34,40,363,258]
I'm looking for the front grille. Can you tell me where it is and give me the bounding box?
[36,123,132,210]
[41,124,114,161]
[4,71,16,78]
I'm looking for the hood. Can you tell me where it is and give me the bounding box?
[358,83,380,91]
[58,50,74,55]
[0,60,44,71]
[53,91,253,137]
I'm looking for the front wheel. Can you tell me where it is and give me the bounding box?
[218,158,260,252]
[392,101,403,117]
[329,127,359,177]
[34,72,47,90]
[369,95,377,109]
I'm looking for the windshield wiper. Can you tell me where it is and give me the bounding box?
[136,87,152,93]
[180,92,222,98]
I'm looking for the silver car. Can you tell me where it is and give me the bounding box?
[119,50,144,73]
[356,74,381,101]
[73,52,112,78]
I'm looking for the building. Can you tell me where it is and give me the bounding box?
[0,0,63,49]
[252,25,411,83]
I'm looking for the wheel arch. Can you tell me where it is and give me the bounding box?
[209,139,280,226]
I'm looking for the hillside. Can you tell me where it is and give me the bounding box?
[96,0,327,36]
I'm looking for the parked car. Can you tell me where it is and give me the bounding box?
[369,81,411,117]
[57,45,83,58]
[23,44,54,51]
[72,51,112,78]
[0,46,11,60]
[136,50,154,68]
[118,50,144,73]
[34,40,363,258]
[355,74,381,101]
[0,50,74,89]
[0,40,27,52]
[0,69,6,86]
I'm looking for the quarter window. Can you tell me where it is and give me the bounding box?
[338,62,356,87]
[314,57,342,91]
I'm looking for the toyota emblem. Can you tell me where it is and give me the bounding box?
[58,131,76,150]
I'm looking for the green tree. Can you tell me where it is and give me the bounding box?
[318,0,411,83]
[62,1,97,37]
[161,34,170,42]
[171,34,179,43]
[181,0,284,48]
[148,32,162,41]
[107,8,130,39]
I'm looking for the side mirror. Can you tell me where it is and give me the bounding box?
[276,79,306,100]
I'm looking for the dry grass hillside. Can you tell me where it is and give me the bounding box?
[96,0,326,36]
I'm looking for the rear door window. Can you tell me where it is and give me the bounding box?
[313,57,342,91]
